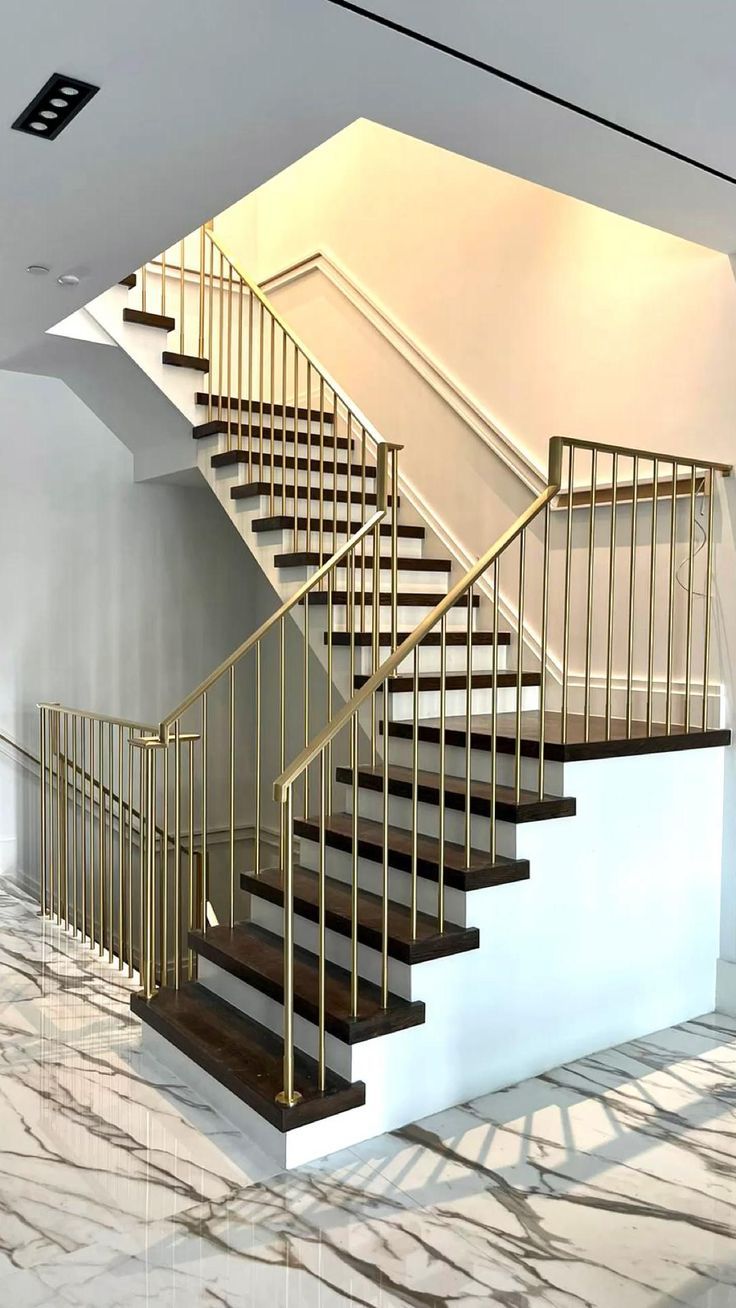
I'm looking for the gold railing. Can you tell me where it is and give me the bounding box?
[272,436,731,1104]
[40,224,402,996]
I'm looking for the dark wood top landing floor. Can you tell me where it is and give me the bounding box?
[386,710,730,762]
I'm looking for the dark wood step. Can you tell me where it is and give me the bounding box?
[196,393,334,424]
[276,551,450,572]
[336,764,575,824]
[328,629,511,648]
[253,515,423,539]
[355,670,540,693]
[242,865,479,965]
[231,482,398,507]
[385,711,731,763]
[163,350,209,372]
[123,307,175,331]
[307,590,479,609]
[131,982,364,1132]
[295,813,530,892]
[189,923,424,1044]
[213,451,377,478]
[119,273,137,289]
[193,419,351,450]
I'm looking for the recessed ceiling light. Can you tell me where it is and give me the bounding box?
[57,273,80,287]
[12,73,99,141]
[26,264,50,275]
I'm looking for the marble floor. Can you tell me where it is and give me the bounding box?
[1,881,736,1307]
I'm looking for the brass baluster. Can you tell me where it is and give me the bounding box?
[303,594,310,819]
[646,459,660,732]
[351,712,360,1015]
[270,314,276,516]
[702,470,715,731]
[98,720,104,954]
[89,717,95,945]
[201,692,208,920]
[666,462,678,732]
[293,345,299,545]
[62,713,69,928]
[126,730,134,973]
[318,751,327,1091]
[626,455,640,735]
[282,331,288,520]
[491,559,500,862]
[464,589,473,862]
[237,275,244,456]
[188,739,194,978]
[218,249,225,428]
[275,787,301,1107]
[179,239,185,356]
[684,464,697,731]
[515,538,526,803]
[538,502,551,798]
[208,237,215,423]
[605,452,619,738]
[162,739,169,984]
[226,263,233,454]
[81,718,87,943]
[255,643,262,875]
[381,682,390,1007]
[39,707,47,915]
[438,613,447,930]
[561,445,574,743]
[583,450,597,739]
[390,447,399,655]
[326,569,334,817]
[319,377,325,565]
[411,648,419,938]
[198,225,205,359]
[360,423,367,632]
[229,667,235,929]
[174,719,181,987]
[248,291,255,471]
[108,719,114,958]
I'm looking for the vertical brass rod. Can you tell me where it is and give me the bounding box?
[52,711,58,921]
[491,560,500,863]
[646,460,660,732]
[666,463,678,733]
[201,692,208,920]
[348,552,356,766]
[39,708,47,915]
[583,450,598,740]
[89,718,95,945]
[438,613,447,931]
[63,714,69,929]
[71,715,78,935]
[371,520,380,766]
[117,724,123,966]
[255,643,262,875]
[411,652,419,939]
[626,456,640,735]
[107,720,114,959]
[702,471,716,731]
[226,265,233,454]
[174,720,181,989]
[319,378,325,564]
[332,391,339,558]
[97,720,104,954]
[381,685,390,1008]
[303,596,310,819]
[515,534,526,803]
[145,748,157,997]
[178,240,185,356]
[141,262,147,313]
[188,740,194,978]
[292,347,299,543]
[229,665,235,929]
[318,752,327,1092]
[237,277,244,456]
[327,569,334,817]
[81,718,87,942]
[277,787,299,1106]
[360,424,367,632]
[391,449,399,654]
[162,743,169,984]
[280,617,286,777]
[684,465,697,731]
[207,238,214,423]
[561,445,575,742]
[160,248,166,316]
[269,315,276,515]
[539,503,551,799]
[351,713,360,1017]
[218,250,224,428]
[198,225,205,358]
[138,740,144,978]
[281,331,288,520]
[126,732,133,973]
[464,588,473,863]
[275,315,282,525]
[605,453,619,738]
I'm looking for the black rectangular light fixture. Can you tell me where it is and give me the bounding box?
[12,73,99,140]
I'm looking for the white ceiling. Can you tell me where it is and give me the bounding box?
[2,0,736,365]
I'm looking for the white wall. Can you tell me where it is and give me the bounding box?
[214,121,736,1005]
[0,368,265,895]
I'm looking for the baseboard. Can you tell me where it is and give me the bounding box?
[716,958,736,1016]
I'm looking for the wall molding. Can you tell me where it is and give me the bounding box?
[261,248,546,495]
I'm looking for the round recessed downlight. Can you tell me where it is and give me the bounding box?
[60,86,79,96]
[26,264,50,275]
[57,273,80,287]
[30,121,48,131]
[49,97,68,108]
[40,109,58,120]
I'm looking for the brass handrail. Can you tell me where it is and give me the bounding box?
[562,436,731,473]
[274,438,564,798]
[37,704,155,733]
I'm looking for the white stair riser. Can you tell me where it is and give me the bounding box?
[282,565,450,592]
[385,733,565,793]
[299,837,480,924]
[233,468,381,495]
[340,783,517,855]
[197,955,355,1079]
[353,642,508,675]
[326,605,478,633]
[198,412,338,439]
[388,682,541,721]
[249,896,413,999]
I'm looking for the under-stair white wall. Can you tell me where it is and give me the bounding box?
[0,368,265,898]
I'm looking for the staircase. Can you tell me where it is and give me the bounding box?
[39,224,732,1168]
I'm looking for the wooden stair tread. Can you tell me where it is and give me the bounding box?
[231,482,397,506]
[196,393,334,423]
[163,350,209,371]
[356,670,540,691]
[193,420,350,448]
[307,590,479,607]
[123,307,175,331]
[328,630,511,647]
[189,923,425,1045]
[131,982,364,1132]
[119,273,137,288]
[242,865,479,964]
[253,515,423,538]
[295,813,530,891]
[213,451,377,477]
[276,552,450,572]
[336,763,575,823]
[386,711,731,763]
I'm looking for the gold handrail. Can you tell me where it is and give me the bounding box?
[37,705,155,733]
[204,228,390,462]
[274,438,564,798]
[563,436,731,474]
